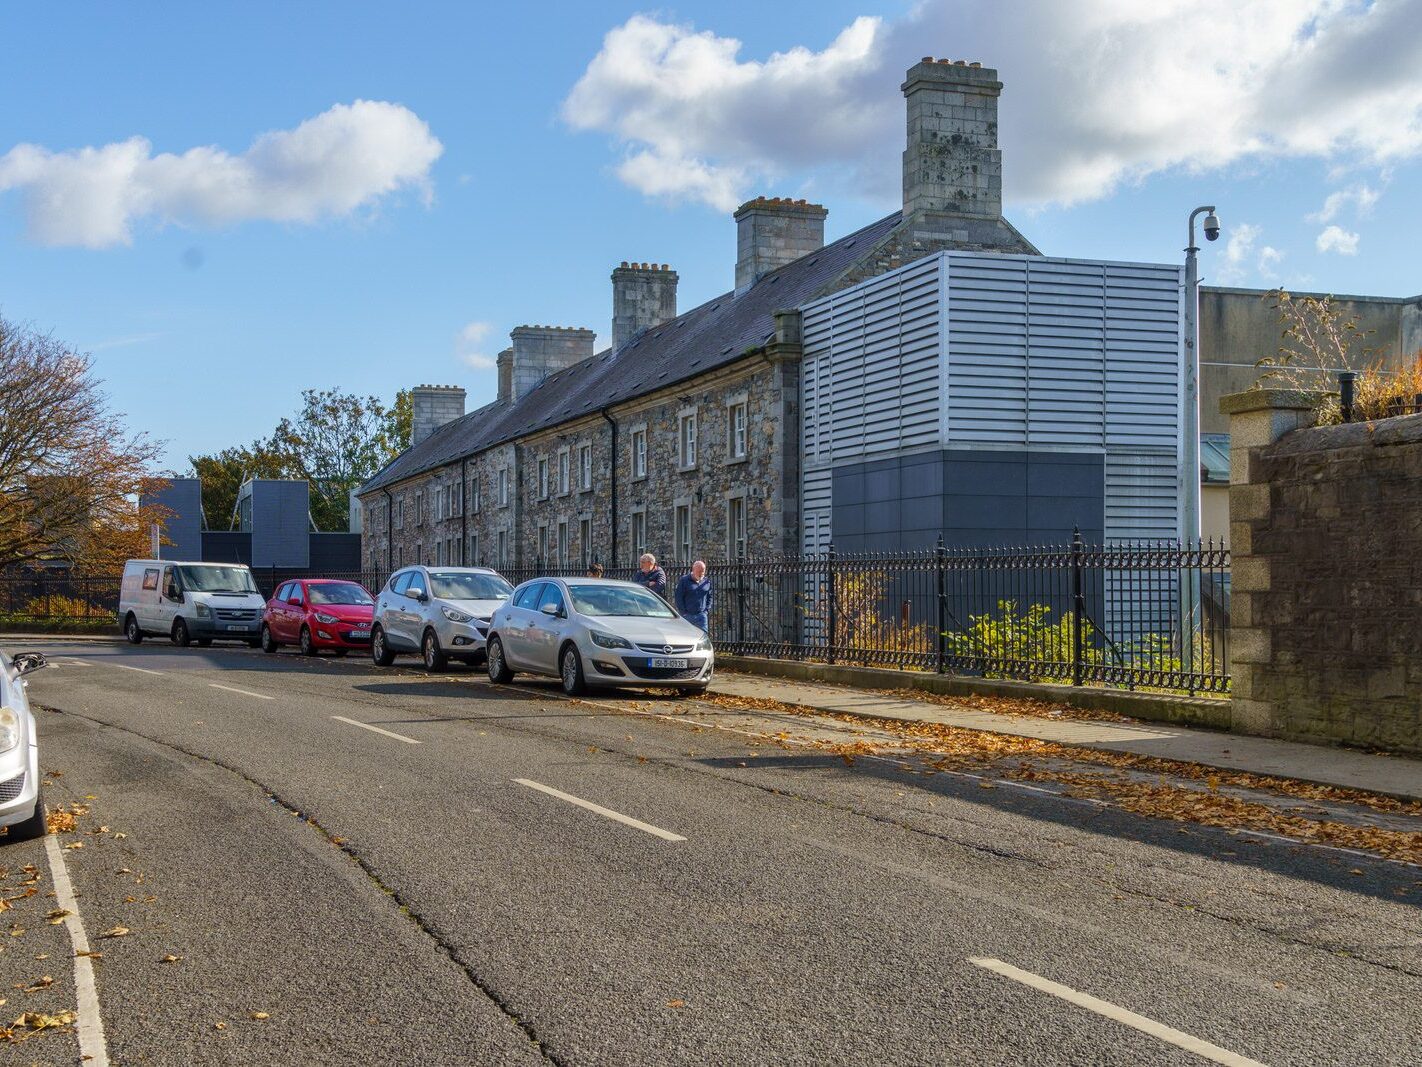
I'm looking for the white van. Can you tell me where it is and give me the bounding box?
[119,560,266,647]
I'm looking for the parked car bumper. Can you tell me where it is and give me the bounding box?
[434,618,490,659]
[0,734,39,829]
[583,647,714,689]
[310,622,373,649]
[189,617,262,639]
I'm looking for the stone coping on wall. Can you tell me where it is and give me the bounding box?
[1218,388,1327,415]
[716,655,1232,730]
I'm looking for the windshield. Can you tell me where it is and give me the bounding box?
[308,583,374,606]
[429,572,513,601]
[569,584,676,618]
[177,565,258,594]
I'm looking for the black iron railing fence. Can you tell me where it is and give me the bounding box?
[1,535,1230,693]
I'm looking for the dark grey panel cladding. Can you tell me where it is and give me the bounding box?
[201,531,253,564]
[142,478,203,560]
[830,448,1103,552]
[308,533,362,571]
[250,481,310,568]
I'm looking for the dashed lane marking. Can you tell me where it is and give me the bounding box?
[44,831,110,1067]
[208,682,274,701]
[113,663,163,676]
[967,957,1267,1067]
[330,715,422,745]
[513,777,687,842]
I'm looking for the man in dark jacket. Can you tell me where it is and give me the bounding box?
[674,560,713,633]
[635,553,668,600]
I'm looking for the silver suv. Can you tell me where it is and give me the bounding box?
[370,566,514,671]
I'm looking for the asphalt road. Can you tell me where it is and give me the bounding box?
[3,638,1420,1066]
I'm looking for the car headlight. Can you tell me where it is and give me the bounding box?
[589,630,632,650]
[194,602,211,618]
[442,607,472,623]
[313,612,339,625]
[695,636,712,652]
[0,707,19,753]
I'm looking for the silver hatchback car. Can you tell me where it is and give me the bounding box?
[486,578,713,696]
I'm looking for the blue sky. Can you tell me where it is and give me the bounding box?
[2,1,1419,469]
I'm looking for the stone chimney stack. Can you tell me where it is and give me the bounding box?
[496,349,514,403]
[411,385,466,446]
[734,197,827,292]
[612,262,678,351]
[509,325,595,401]
[902,58,1003,219]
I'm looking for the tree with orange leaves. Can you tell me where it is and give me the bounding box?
[0,316,165,573]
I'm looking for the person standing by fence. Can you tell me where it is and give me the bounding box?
[674,560,713,634]
[635,553,668,601]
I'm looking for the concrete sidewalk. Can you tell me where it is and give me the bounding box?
[712,672,1422,802]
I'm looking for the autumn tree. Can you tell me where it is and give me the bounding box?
[0,317,165,572]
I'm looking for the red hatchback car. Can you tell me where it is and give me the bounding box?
[261,579,375,656]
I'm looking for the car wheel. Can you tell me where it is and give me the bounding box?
[560,644,587,696]
[260,624,278,653]
[371,626,396,667]
[300,626,319,657]
[422,629,448,672]
[3,802,46,843]
[124,614,143,644]
[486,636,514,683]
[172,618,191,647]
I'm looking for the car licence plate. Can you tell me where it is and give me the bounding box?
[649,658,689,669]
[225,624,246,631]
[349,630,370,640]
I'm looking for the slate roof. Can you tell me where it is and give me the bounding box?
[359,210,904,495]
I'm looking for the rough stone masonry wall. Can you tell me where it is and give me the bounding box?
[1226,389,1422,755]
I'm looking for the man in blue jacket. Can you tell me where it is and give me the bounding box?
[674,560,713,634]
[635,553,668,600]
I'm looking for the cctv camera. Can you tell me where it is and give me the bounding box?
[1203,212,1221,241]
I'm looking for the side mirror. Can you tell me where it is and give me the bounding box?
[414,590,429,603]
[287,596,302,607]
[11,652,46,676]
[540,602,560,616]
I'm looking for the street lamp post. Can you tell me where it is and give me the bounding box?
[1181,205,1220,681]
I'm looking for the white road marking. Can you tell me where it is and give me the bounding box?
[114,663,162,676]
[513,777,686,841]
[967,957,1266,1067]
[44,831,110,1067]
[208,682,274,701]
[330,715,422,745]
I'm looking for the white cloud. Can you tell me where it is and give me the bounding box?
[456,320,498,370]
[566,2,1422,210]
[1308,182,1382,222]
[0,101,443,248]
[1316,224,1361,254]
[1217,222,1284,283]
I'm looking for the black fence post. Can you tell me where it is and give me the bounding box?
[1071,527,1084,687]
[825,544,837,666]
[935,534,947,674]
[736,562,747,648]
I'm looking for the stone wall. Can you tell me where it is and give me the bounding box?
[1225,389,1422,755]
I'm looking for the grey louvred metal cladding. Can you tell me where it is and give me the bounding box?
[800,250,1183,550]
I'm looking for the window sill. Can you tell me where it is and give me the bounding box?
[677,464,699,474]
[630,473,648,484]
[723,454,750,466]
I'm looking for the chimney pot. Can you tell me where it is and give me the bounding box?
[901,59,1004,219]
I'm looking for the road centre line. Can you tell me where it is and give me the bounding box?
[967,957,1266,1067]
[208,682,274,701]
[330,715,422,745]
[113,663,162,676]
[513,778,687,842]
[44,832,111,1067]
